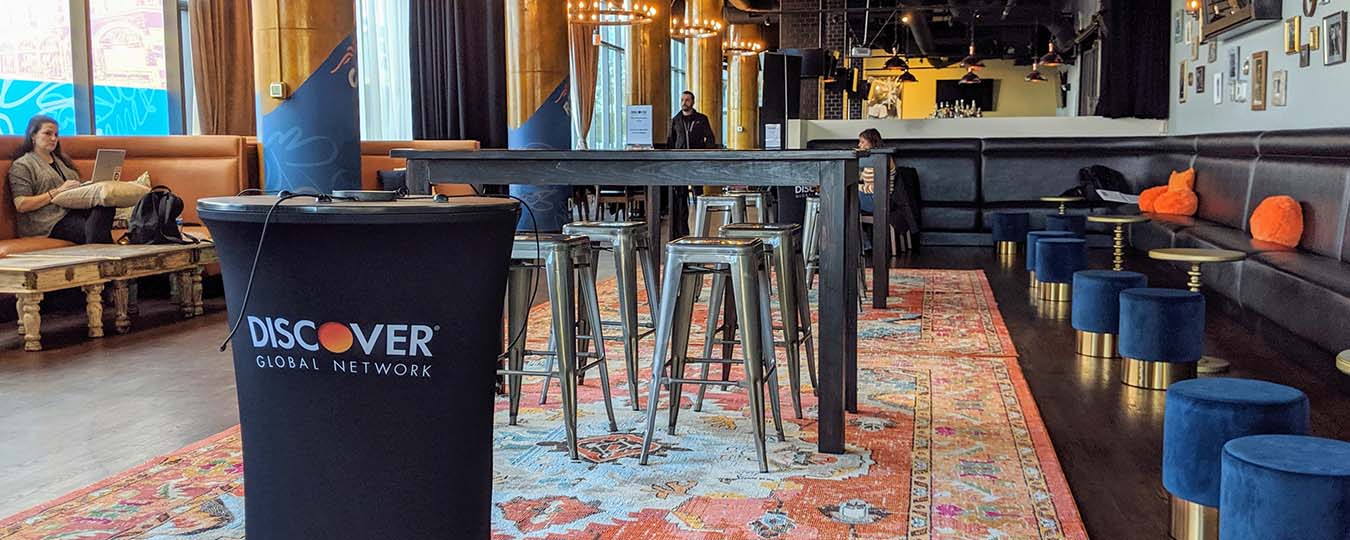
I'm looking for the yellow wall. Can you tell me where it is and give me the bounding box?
[858,55,1059,119]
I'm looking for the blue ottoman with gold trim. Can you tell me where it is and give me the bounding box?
[1220,435,1350,540]
[1026,230,1076,289]
[1071,270,1147,357]
[1163,379,1310,540]
[1118,288,1204,390]
[1034,237,1087,302]
[1046,214,1087,236]
[989,212,1030,255]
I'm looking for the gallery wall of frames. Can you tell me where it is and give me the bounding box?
[1170,0,1350,134]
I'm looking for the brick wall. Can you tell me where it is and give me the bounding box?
[779,0,853,120]
[820,0,845,120]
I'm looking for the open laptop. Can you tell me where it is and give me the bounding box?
[86,149,126,184]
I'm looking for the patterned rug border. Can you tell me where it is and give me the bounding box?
[0,425,242,529]
[999,354,1088,539]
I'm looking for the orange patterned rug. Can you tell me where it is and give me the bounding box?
[1,269,1087,540]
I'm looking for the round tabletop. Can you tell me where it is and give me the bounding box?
[1040,196,1085,203]
[1088,215,1151,224]
[1337,350,1350,376]
[1148,248,1247,263]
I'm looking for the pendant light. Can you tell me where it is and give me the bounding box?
[880,11,919,83]
[959,68,982,85]
[1039,40,1065,67]
[1025,62,1048,82]
[567,1,657,25]
[898,69,919,83]
[959,16,984,71]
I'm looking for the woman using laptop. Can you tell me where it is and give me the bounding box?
[8,114,114,244]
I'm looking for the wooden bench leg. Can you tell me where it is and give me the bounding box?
[19,292,42,351]
[111,280,131,334]
[191,267,204,316]
[179,270,195,318]
[83,283,105,338]
[128,282,139,316]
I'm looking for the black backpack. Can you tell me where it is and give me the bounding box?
[1061,165,1132,204]
[123,186,197,244]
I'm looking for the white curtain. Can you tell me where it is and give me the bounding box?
[356,0,412,140]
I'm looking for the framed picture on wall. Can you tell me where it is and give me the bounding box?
[1197,66,1206,93]
[1285,17,1302,55]
[1310,25,1321,51]
[1326,11,1347,66]
[1208,41,1219,63]
[1175,10,1185,43]
[1192,28,1201,61]
[1214,72,1224,105]
[1300,44,1312,67]
[1251,51,1268,111]
[1227,45,1242,79]
[1179,61,1188,103]
[1271,70,1288,106]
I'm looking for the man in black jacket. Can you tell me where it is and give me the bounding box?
[666,91,716,236]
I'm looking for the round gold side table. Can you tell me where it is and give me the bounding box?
[1040,195,1085,215]
[1337,350,1350,377]
[1088,215,1151,271]
[1148,248,1247,374]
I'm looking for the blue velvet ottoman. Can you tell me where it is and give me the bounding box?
[989,212,1030,255]
[1046,214,1087,236]
[1035,237,1087,302]
[1220,435,1350,540]
[1071,270,1148,357]
[1026,230,1076,289]
[1118,288,1204,389]
[1164,379,1310,540]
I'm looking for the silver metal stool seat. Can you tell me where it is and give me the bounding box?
[802,196,867,311]
[504,233,618,461]
[558,220,660,410]
[696,222,817,419]
[724,190,773,224]
[639,237,785,473]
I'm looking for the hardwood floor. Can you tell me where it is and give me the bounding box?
[1,246,1346,539]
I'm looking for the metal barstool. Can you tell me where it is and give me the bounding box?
[692,194,747,237]
[802,196,866,311]
[724,190,773,224]
[503,233,618,461]
[639,237,786,473]
[697,222,817,419]
[553,221,660,410]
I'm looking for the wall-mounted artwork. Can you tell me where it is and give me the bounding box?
[1300,44,1312,67]
[1179,61,1188,103]
[1285,17,1302,55]
[1213,72,1224,105]
[1326,11,1347,66]
[1251,51,1268,111]
[1271,70,1287,107]
[865,77,903,119]
[1175,10,1184,44]
[1208,41,1219,63]
[1227,45,1242,79]
[1310,25,1321,51]
[1196,66,1206,93]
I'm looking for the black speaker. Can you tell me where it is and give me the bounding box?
[782,48,836,78]
[761,52,801,124]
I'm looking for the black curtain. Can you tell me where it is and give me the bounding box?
[410,0,508,148]
[1094,0,1170,119]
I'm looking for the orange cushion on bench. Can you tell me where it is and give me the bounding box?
[1167,168,1195,192]
[1249,196,1303,248]
[1154,188,1198,216]
[1139,185,1168,213]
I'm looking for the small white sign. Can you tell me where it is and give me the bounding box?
[626,105,652,147]
[1096,189,1140,204]
[764,123,782,149]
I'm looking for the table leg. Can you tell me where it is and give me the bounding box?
[1187,263,1203,293]
[128,282,139,316]
[1058,202,1067,215]
[19,292,42,351]
[871,161,891,309]
[15,295,24,335]
[83,283,105,338]
[647,186,665,287]
[1113,224,1126,271]
[1187,265,1231,373]
[111,280,131,334]
[818,161,859,454]
[191,267,204,316]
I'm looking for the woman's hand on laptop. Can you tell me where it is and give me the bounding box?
[54,180,81,195]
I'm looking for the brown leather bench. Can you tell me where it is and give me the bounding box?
[245,137,479,195]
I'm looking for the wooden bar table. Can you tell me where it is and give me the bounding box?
[395,149,863,454]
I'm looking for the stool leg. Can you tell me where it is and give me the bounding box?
[579,260,618,432]
[639,245,660,316]
[545,250,581,461]
[694,272,726,412]
[774,247,804,419]
[730,256,771,473]
[667,271,699,435]
[613,234,643,411]
[758,260,786,442]
[506,265,534,426]
[795,251,818,390]
[641,260,691,466]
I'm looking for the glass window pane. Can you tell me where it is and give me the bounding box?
[357,0,412,140]
[90,0,170,135]
[0,3,75,134]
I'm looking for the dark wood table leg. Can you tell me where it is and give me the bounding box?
[647,186,665,286]
[869,155,891,309]
[816,160,859,454]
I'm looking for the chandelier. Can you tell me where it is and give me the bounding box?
[672,16,724,38]
[724,39,764,56]
[566,1,657,25]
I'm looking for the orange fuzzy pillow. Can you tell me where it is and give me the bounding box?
[1154,188,1198,216]
[1138,185,1168,212]
[1249,196,1303,248]
[1168,168,1196,192]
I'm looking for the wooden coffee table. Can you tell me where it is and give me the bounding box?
[1041,195,1085,215]
[1088,215,1151,271]
[1148,247,1248,373]
[0,255,109,351]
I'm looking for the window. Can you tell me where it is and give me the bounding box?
[0,4,76,134]
[89,0,170,135]
[671,38,687,115]
[356,0,412,140]
[585,25,627,149]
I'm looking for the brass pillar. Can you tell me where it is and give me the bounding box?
[726,24,760,150]
[686,0,724,145]
[626,3,671,144]
[252,0,360,192]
